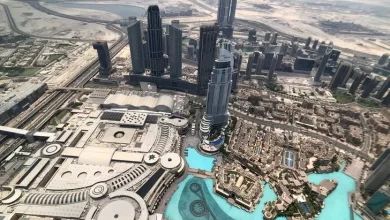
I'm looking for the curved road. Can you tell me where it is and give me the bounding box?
[0,3,121,42]
[229,108,374,163]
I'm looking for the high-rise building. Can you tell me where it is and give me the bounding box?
[305,37,312,49]
[147,5,164,76]
[330,50,341,62]
[127,20,145,74]
[232,48,242,93]
[314,49,331,82]
[217,0,237,38]
[375,77,390,99]
[255,52,265,75]
[143,30,150,69]
[312,39,319,50]
[268,53,277,82]
[317,44,328,56]
[294,58,315,72]
[168,24,182,78]
[275,54,283,70]
[248,29,257,42]
[340,64,354,88]
[271,33,278,45]
[246,53,254,77]
[291,42,300,57]
[171,20,180,29]
[92,41,112,76]
[263,52,275,70]
[264,32,271,42]
[365,152,390,193]
[329,62,352,90]
[349,69,365,95]
[200,58,232,136]
[371,149,390,170]
[291,35,298,44]
[361,77,379,98]
[378,53,389,65]
[197,24,219,96]
[366,186,390,214]
[280,41,288,55]
[383,91,390,106]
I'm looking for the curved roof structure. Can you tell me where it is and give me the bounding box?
[102,94,174,113]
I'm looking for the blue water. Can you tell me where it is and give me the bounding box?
[49,3,145,19]
[308,170,356,220]
[165,175,286,220]
[185,148,214,172]
[210,135,224,146]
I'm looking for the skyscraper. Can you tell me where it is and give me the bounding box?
[147,5,164,76]
[200,58,232,136]
[305,37,312,49]
[329,62,352,90]
[365,152,390,193]
[92,41,112,76]
[245,53,254,78]
[127,20,145,74]
[197,24,219,96]
[330,50,341,62]
[291,42,300,57]
[171,20,180,29]
[340,64,354,88]
[246,51,264,76]
[375,77,390,99]
[248,29,257,42]
[232,49,242,93]
[317,43,328,56]
[314,49,331,82]
[271,33,278,45]
[361,77,379,98]
[349,69,365,95]
[268,53,277,82]
[217,0,237,38]
[168,23,182,78]
[255,52,265,75]
[264,32,271,42]
[378,53,389,65]
[143,30,150,69]
[312,39,319,50]
[366,186,390,214]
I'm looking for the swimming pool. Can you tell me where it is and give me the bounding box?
[185,148,215,172]
[164,175,287,220]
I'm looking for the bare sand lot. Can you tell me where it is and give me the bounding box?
[0,5,11,35]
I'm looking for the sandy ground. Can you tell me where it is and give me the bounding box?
[41,2,122,21]
[0,0,120,41]
[0,5,11,35]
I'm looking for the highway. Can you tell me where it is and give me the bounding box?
[229,108,375,163]
[0,3,108,42]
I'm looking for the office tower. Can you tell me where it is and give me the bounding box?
[92,41,112,76]
[246,53,255,77]
[317,44,328,56]
[187,45,195,59]
[197,24,219,96]
[232,49,242,93]
[366,186,390,214]
[217,0,237,38]
[330,50,341,62]
[271,33,278,45]
[248,29,257,42]
[340,64,354,88]
[378,53,389,65]
[312,39,319,50]
[264,52,275,69]
[200,58,232,135]
[329,62,352,89]
[365,152,390,192]
[376,77,390,99]
[314,49,331,82]
[361,77,379,98]
[163,34,169,56]
[147,5,164,76]
[305,37,312,49]
[127,20,145,74]
[264,32,271,42]
[276,54,283,70]
[143,30,150,69]
[295,49,304,57]
[383,91,390,106]
[291,35,298,44]
[262,41,270,53]
[268,53,277,82]
[349,69,364,94]
[280,42,288,55]
[171,20,180,29]
[255,52,265,75]
[371,149,390,170]
[168,24,182,78]
[291,42,299,57]
[294,58,315,72]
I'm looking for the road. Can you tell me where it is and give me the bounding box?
[229,108,374,163]
[0,3,105,42]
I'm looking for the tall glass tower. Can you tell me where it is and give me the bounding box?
[147,5,164,76]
